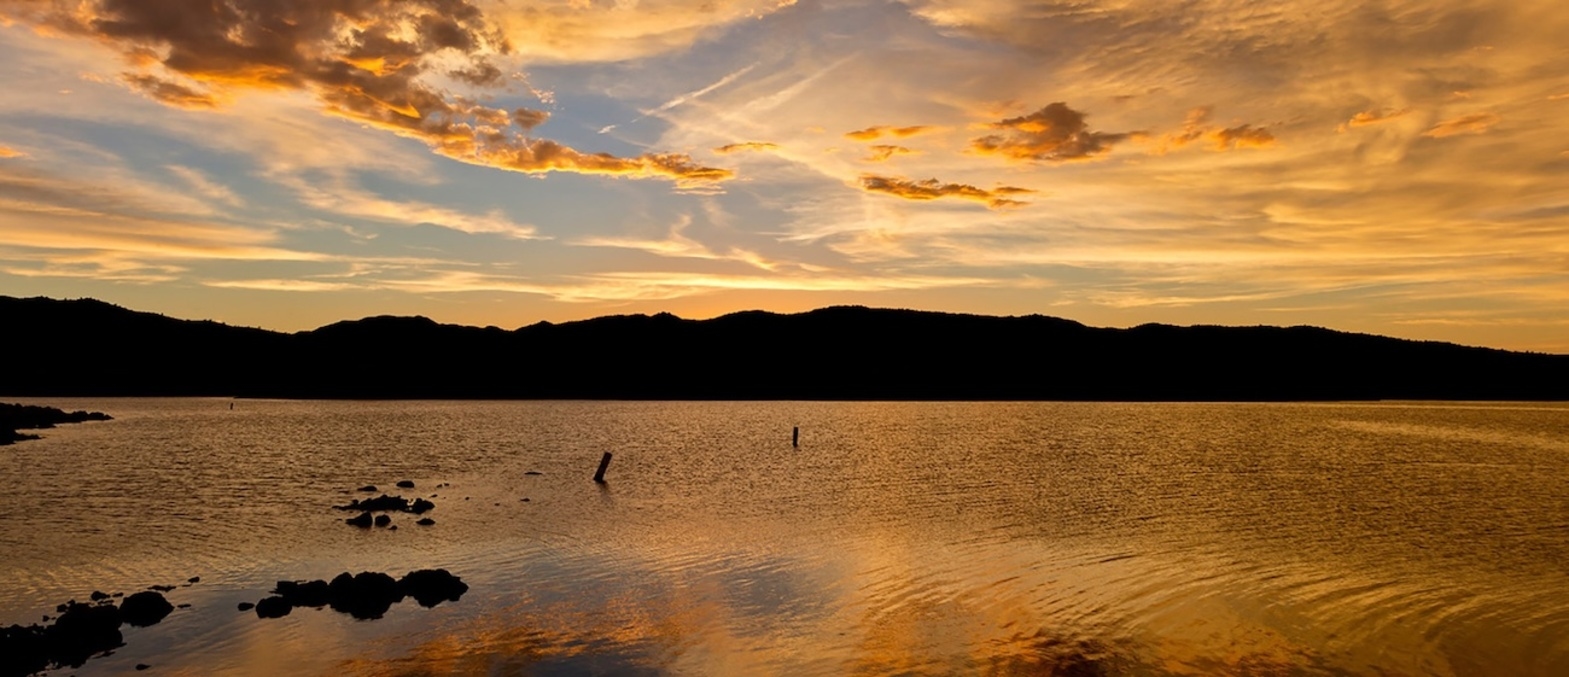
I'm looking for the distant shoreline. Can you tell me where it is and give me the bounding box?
[0,402,112,446]
[6,296,1568,400]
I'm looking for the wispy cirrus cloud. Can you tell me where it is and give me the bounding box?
[1422,112,1501,138]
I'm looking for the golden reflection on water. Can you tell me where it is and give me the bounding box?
[3,400,1569,675]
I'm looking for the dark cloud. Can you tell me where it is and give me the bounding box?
[860,174,1034,209]
[512,108,551,131]
[970,102,1138,162]
[0,0,730,184]
[121,73,221,108]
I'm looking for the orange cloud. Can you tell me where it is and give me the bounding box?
[845,125,935,141]
[1339,107,1409,131]
[0,146,22,159]
[1156,107,1274,152]
[1422,112,1500,138]
[859,174,1034,209]
[121,73,223,108]
[1210,124,1275,150]
[714,142,779,154]
[864,145,916,162]
[0,0,730,185]
[970,102,1137,162]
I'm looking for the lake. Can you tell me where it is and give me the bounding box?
[2,399,1568,675]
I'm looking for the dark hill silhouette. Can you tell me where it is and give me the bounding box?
[2,295,1565,400]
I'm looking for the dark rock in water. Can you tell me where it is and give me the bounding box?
[357,485,378,492]
[328,571,403,620]
[416,518,435,526]
[337,493,437,515]
[524,471,543,476]
[345,511,373,527]
[398,569,468,608]
[389,525,398,531]
[136,663,151,670]
[396,480,415,488]
[254,596,292,619]
[113,592,123,598]
[90,590,111,601]
[176,603,191,609]
[520,498,530,502]
[120,591,174,627]
[374,514,392,527]
[55,603,68,613]
[148,584,176,592]
[273,579,332,608]
[237,602,255,612]
[38,602,125,670]
[187,576,200,584]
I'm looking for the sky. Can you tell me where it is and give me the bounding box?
[0,0,1566,352]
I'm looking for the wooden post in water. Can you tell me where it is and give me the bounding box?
[792,426,799,448]
[593,452,613,483]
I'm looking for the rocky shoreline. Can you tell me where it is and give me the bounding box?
[0,402,112,445]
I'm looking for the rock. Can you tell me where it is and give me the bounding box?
[273,579,332,608]
[55,603,68,613]
[136,663,151,670]
[389,525,398,531]
[47,602,125,668]
[176,604,191,609]
[254,596,292,618]
[237,602,255,612]
[520,498,530,502]
[120,592,174,627]
[148,584,176,592]
[345,511,374,528]
[410,498,435,514]
[374,514,392,527]
[187,577,200,584]
[357,485,378,492]
[396,480,415,488]
[90,591,110,601]
[328,572,403,620]
[524,471,543,476]
[416,518,435,526]
[398,569,469,608]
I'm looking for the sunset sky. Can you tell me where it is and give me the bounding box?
[1,0,1566,351]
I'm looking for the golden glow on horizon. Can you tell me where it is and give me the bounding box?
[0,0,1564,351]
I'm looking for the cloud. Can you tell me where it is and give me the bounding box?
[845,125,936,141]
[164,165,245,208]
[1422,112,1501,138]
[0,0,731,185]
[714,142,779,154]
[512,108,551,131]
[859,174,1033,209]
[864,145,916,162]
[121,73,222,109]
[970,102,1137,162]
[1156,107,1274,152]
[0,146,23,159]
[1339,107,1410,131]
[1210,124,1275,150]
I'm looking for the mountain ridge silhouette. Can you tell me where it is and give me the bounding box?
[4,295,1565,400]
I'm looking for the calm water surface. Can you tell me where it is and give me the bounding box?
[2,399,1568,675]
